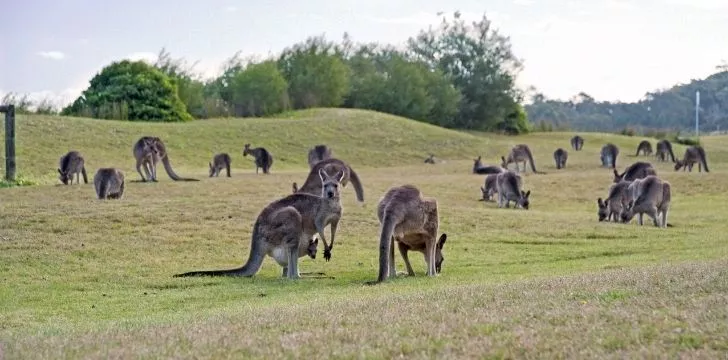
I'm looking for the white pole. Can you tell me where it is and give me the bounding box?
[695,90,700,139]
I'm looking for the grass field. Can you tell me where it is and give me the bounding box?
[1,108,727,358]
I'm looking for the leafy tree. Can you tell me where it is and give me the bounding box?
[153,48,208,118]
[219,60,290,117]
[62,60,192,122]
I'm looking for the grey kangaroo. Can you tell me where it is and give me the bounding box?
[674,146,710,173]
[600,143,620,169]
[58,150,88,185]
[473,156,504,174]
[174,168,345,279]
[501,144,543,174]
[571,135,584,151]
[655,139,675,162]
[479,173,502,202]
[243,143,273,174]
[133,136,199,182]
[94,168,125,200]
[292,158,364,205]
[553,148,568,169]
[635,140,653,156]
[308,145,332,169]
[612,161,656,183]
[620,175,671,228]
[370,184,447,284]
[496,170,531,209]
[209,153,232,177]
[597,180,632,222]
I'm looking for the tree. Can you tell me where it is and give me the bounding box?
[62,60,192,122]
[219,60,290,117]
[153,48,208,118]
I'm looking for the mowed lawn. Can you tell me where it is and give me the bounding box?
[1,108,727,358]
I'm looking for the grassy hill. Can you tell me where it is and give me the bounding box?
[1,108,728,358]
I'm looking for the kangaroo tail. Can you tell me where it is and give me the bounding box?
[524,147,542,174]
[96,179,108,200]
[174,221,266,277]
[376,212,397,283]
[162,156,199,181]
[81,166,88,184]
[696,146,709,172]
[225,159,231,177]
[662,182,671,205]
[348,166,365,202]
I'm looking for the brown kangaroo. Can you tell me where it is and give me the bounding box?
[620,175,671,228]
[58,150,88,185]
[243,143,273,174]
[674,146,710,173]
[94,168,125,200]
[292,158,364,204]
[133,136,199,182]
[209,153,232,177]
[635,140,653,156]
[655,139,676,162]
[501,144,543,174]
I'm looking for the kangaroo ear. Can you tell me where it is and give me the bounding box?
[318,168,329,181]
[597,197,604,206]
[292,182,298,192]
[57,168,62,175]
[437,233,447,249]
[613,169,619,177]
[604,199,609,206]
[312,237,318,245]
[338,170,345,183]
[480,186,486,192]
[525,190,531,198]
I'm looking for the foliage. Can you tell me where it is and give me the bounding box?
[213,59,290,117]
[0,174,38,188]
[0,93,59,115]
[61,60,193,122]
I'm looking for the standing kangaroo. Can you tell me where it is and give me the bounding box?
[600,143,620,169]
[674,146,710,173]
[133,136,199,182]
[635,140,653,156]
[620,175,671,228]
[174,168,345,279]
[501,144,543,174]
[496,170,531,209]
[371,184,446,284]
[570,135,584,151]
[613,161,656,183]
[58,150,88,185]
[655,139,675,162]
[209,153,232,177]
[472,156,504,174]
[597,180,632,222]
[243,143,273,174]
[308,144,332,169]
[94,168,125,200]
[553,148,568,169]
[292,158,364,204]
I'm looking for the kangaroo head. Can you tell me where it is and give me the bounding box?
[291,182,299,193]
[500,156,508,167]
[473,156,482,167]
[143,138,162,159]
[208,162,215,177]
[307,237,319,259]
[517,190,531,209]
[620,200,636,223]
[242,143,251,156]
[673,160,683,171]
[319,168,344,199]
[57,168,71,185]
[597,197,609,221]
[435,233,447,274]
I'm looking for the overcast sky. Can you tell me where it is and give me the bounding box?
[1,0,726,108]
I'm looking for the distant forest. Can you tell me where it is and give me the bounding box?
[525,68,728,135]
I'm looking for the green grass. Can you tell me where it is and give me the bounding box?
[1,108,727,358]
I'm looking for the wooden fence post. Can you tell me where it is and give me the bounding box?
[0,104,16,182]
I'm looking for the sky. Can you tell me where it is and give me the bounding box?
[1,0,727,109]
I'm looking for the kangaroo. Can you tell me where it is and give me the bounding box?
[570,135,584,151]
[635,140,653,156]
[674,146,710,173]
[501,144,543,174]
[308,144,332,169]
[209,153,232,177]
[479,173,501,202]
[133,136,199,182]
[600,143,620,169]
[94,168,125,200]
[424,154,436,164]
[597,180,632,222]
[371,184,447,284]
[655,139,676,162]
[243,143,273,174]
[496,170,531,209]
[473,156,504,174]
[553,148,568,169]
[292,158,364,204]
[58,151,88,185]
[613,161,656,183]
[174,168,345,279]
[620,175,671,228]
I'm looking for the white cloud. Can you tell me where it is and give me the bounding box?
[37,51,65,60]
[666,0,728,10]
[605,0,636,11]
[368,10,506,28]
[224,6,237,12]
[513,0,535,5]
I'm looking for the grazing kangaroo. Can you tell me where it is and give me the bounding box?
[496,170,531,209]
[571,135,584,151]
[597,180,632,222]
[635,140,653,156]
[58,150,88,185]
[209,153,232,177]
[473,156,504,174]
[655,139,676,162]
[292,158,364,204]
[613,161,657,183]
[308,144,332,169]
[501,144,543,174]
[133,136,199,182]
[424,154,436,164]
[243,143,274,174]
[94,168,125,200]
[674,146,710,173]
[479,173,502,202]
[371,184,446,284]
[553,148,568,169]
[174,168,345,279]
[600,143,620,169]
[620,175,671,228]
